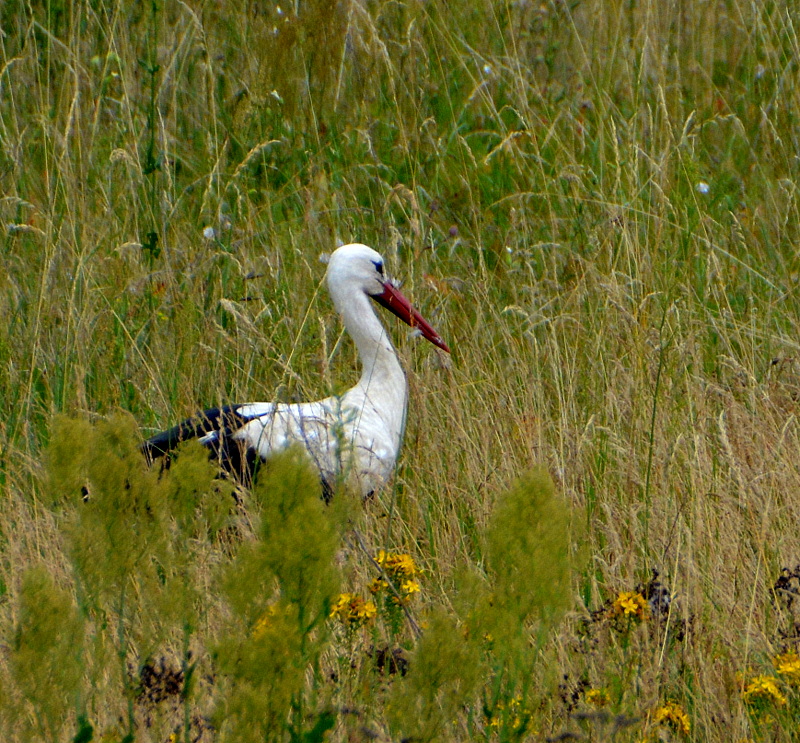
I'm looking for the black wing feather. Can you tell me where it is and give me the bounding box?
[142,404,332,499]
[141,405,258,481]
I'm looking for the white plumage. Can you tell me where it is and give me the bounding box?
[143,243,450,497]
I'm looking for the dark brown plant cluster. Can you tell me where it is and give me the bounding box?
[636,570,691,643]
[137,657,184,707]
[135,657,212,743]
[327,644,409,686]
[770,564,800,642]
[558,674,589,712]
[578,570,691,644]
[371,645,410,677]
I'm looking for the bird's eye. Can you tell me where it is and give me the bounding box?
[372,260,385,276]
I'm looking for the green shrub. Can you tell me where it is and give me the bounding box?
[214,448,343,742]
[2,567,87,742]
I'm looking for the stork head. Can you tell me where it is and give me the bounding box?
[326,243,450,353]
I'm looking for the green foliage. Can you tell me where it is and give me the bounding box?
[387,608,484,742]
[449,469,578,739]
[46,416,96,501]
[483,467,575,650]
[221,448,342,626]
[57,414,171,604]
[215,449,343,742]
[161,439,233,539]
[384,471,577,742]
[454,469,575,670]
[2,567,86,742]
[43,415,236,739]
[214,600,307,743]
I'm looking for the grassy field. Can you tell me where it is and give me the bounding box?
[2,0,800,740]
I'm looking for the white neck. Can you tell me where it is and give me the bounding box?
[334,288,406,394]
[324,248,413,479]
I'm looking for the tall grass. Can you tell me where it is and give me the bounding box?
[2,0,800,739]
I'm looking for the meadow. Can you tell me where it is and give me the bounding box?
[2,0,800,740]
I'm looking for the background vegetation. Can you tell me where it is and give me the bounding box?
[2,0,800,740]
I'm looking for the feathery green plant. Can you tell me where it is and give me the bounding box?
[1,567,87,743]
[482,468,574,647]
[378,469,577,742]
[43,415,235,741]
[386,609,483,743]
[462,468,576,741]
[214,448,343,742]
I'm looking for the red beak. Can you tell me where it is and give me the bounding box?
[372,282,450,353]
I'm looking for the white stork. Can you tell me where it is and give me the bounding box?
[142,243,450,498]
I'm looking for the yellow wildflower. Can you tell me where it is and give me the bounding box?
[774,651,800,686]
[376,550,419,576]
[369,576,388,594]
[382,578,422,606]
[742,675,787,707]
[487,701,504,729]
[612,591,649,619]
[401,579,421,596]
[330,593,377,626]
[371,551,422,604]
[357,600,377,621]
[252,615,269,639]
[653,701,690,736]
[330,592,355,617]
[394,554,419,575]
[251,604,280,639]
[486,696,526,732]
[585,688,610,708]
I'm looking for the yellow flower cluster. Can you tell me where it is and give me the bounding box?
[585,688,610,708]
[741,674,787,707]
[774,650,800,685]
[251,603,281,639]
[377,550,417,573]
[653,701,691,736]
[612,591,650,620]
[330,593,377,627]
[487,695,526,731]
[370,550,421,605]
